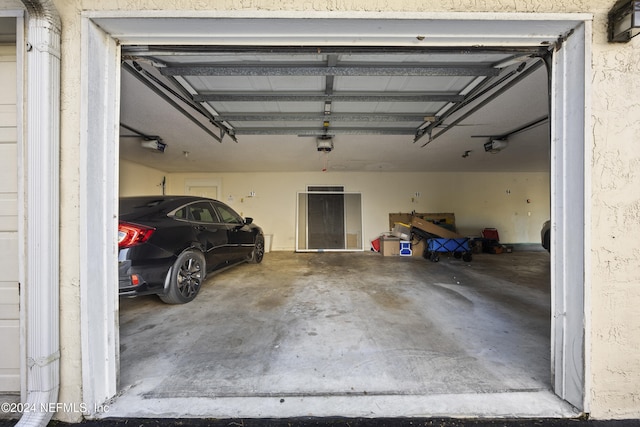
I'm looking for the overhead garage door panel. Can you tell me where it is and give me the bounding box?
[0,46,18,393]
[0,319,19,391]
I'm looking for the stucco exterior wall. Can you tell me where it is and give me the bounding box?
[589,7,640,419]
[44,0,640,421]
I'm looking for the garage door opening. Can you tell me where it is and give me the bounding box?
[80,13,588,419]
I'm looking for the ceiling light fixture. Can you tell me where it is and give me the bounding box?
[609,0,640,42]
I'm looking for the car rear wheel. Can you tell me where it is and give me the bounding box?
[543,230,551,252]
[248,235,265,264]
[160,250,205,304]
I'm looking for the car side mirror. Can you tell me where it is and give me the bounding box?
[244,217,253,225]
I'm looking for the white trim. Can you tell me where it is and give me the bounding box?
[81,12,590,417]
[0,7,26,398]
[84,11,592,47]
[184,178,222,198]
[79,17,120,416]
[83,9,593,21]
[549,21,589,411]
[0,9,24,18]
[296,191,364,252]
[7,8,27,403]
[581,19,593,415]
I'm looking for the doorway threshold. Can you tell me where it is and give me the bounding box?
[99,389,578,419]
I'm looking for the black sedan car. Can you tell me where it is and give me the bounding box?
[118,195,264,304]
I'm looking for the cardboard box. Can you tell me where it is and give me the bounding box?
[388,213,414,230]
[347,233,359,249]
[389,212,456,231]
[411,216,464,239]
[411,239,426,258]
[422,212,456,226]
[380,236,400,256]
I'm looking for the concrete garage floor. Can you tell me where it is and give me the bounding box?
[105,249,578,420]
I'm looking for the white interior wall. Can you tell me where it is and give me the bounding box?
[119,164,550,248]
[119,159,167,197]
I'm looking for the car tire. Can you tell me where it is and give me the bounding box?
[543,230,551,252]
[159,250,206,304]
[248,235,265,264]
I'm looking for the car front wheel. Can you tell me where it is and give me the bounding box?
[248,235,265,264]
[160,250,205,304]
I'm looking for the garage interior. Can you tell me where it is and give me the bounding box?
[111,250,580,418]
[106,30,582,419]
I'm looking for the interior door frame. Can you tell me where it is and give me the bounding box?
[297,190,364,252]
[184,178,222,199]
[80,11,591,415]
[304,185,348,251]
[306,191,346,250]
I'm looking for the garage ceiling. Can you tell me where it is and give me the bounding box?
[119,30,554,174]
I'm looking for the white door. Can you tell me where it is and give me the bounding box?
[0,45,19,392]
[186,185,218,199]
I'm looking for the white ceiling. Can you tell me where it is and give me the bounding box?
[111,14,578,174]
